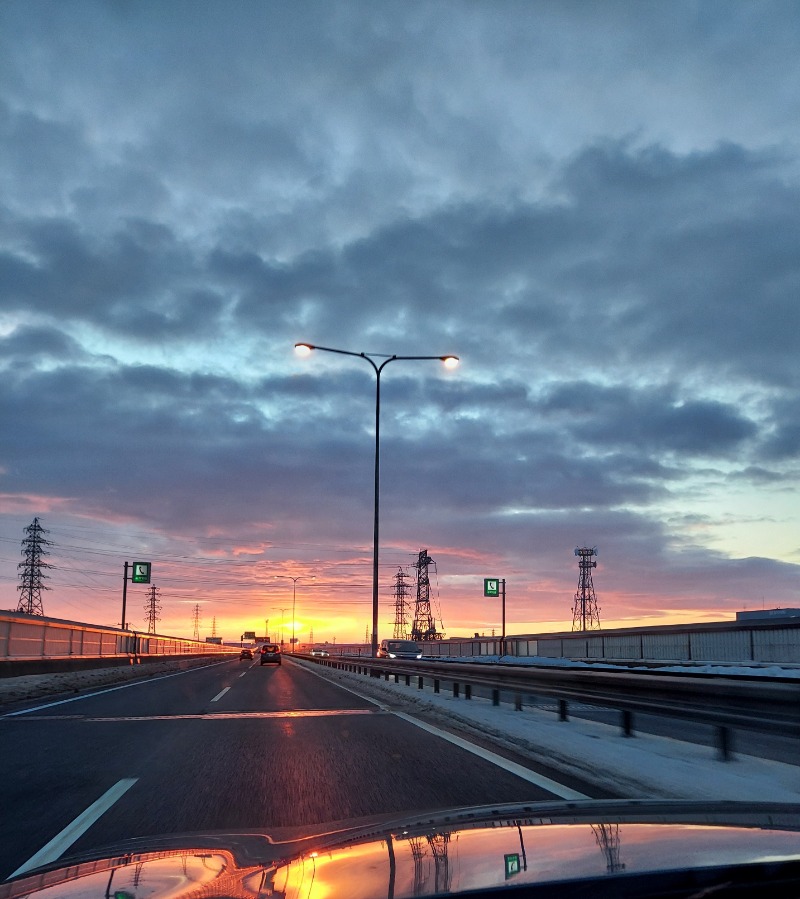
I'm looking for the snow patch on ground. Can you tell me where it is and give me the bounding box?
[300,659,800,803]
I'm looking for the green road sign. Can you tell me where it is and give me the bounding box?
[484,578,500,597]
[504,853,521,878]
[132,562,151,584]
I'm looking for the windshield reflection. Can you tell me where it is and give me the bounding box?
[6,817,800,899]
[275,822,800,898]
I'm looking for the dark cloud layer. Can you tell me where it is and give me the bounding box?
[1,2,799,636]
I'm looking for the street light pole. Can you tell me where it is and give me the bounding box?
[292,580,297,652]
[274,574,315,652]
[272,607,287,645]
[295,343,458,657]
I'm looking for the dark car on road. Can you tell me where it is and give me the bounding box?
[239,648,253,660]
[377,639,422,659]
[259,643,281,665]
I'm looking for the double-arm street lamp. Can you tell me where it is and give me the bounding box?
[272,607,287,645]
[295,343,459,657]
[274,574,315,652]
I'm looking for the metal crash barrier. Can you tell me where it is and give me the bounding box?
[298,653,800,762]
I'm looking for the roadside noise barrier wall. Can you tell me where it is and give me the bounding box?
[0,611,236,676]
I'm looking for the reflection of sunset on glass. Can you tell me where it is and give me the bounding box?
[8,817,800,898]
[271,822,800,898]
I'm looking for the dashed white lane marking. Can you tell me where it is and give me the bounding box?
[9,778,139,879]
[211,687,231,702]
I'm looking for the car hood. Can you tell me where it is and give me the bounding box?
[3,800,800,898]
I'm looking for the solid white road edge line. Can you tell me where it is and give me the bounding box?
[392,711,588,801]
[211,687,231,702]
[294,659,588,801]
[2,660,231,718]
[9,778,139,880]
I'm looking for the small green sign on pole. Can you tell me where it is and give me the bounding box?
[504,853,521,879]
[131,562,152,584]
[484,578,500,597]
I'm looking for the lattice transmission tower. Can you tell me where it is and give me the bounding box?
[392,567,412,638]
[411,549,444,642]
[592,824,625,873]
[572,546,601,631]
[17,517,52,616]
[144,584,161,634]
[191,604,201,640]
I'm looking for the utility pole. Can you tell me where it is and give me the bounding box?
[16,517,52,616]
[143,584,161,634]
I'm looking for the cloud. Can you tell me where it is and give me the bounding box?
[541,381,757,457]
[2,4,800,634]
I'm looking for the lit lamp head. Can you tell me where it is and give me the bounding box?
[440,355,459,370]
[294,343,314,357]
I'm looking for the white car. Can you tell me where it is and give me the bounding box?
[310,648,330,657]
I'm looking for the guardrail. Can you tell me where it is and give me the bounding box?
[301,654,800,760]
[0,611,237,676]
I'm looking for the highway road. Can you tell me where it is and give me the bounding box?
[0,657,602,881]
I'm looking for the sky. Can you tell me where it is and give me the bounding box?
[2,1,800,645]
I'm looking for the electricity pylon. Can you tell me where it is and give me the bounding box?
[392,567,412,638]
[572,546,601,631]
[411,549,444,641]
[144,584,162,634]
[191,604,201,640]
[17,517,52,616]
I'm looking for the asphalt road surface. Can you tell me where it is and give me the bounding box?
[0,657,598,881]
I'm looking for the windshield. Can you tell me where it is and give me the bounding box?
[2,3,800,896]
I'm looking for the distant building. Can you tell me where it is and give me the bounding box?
[736,608,800,622]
